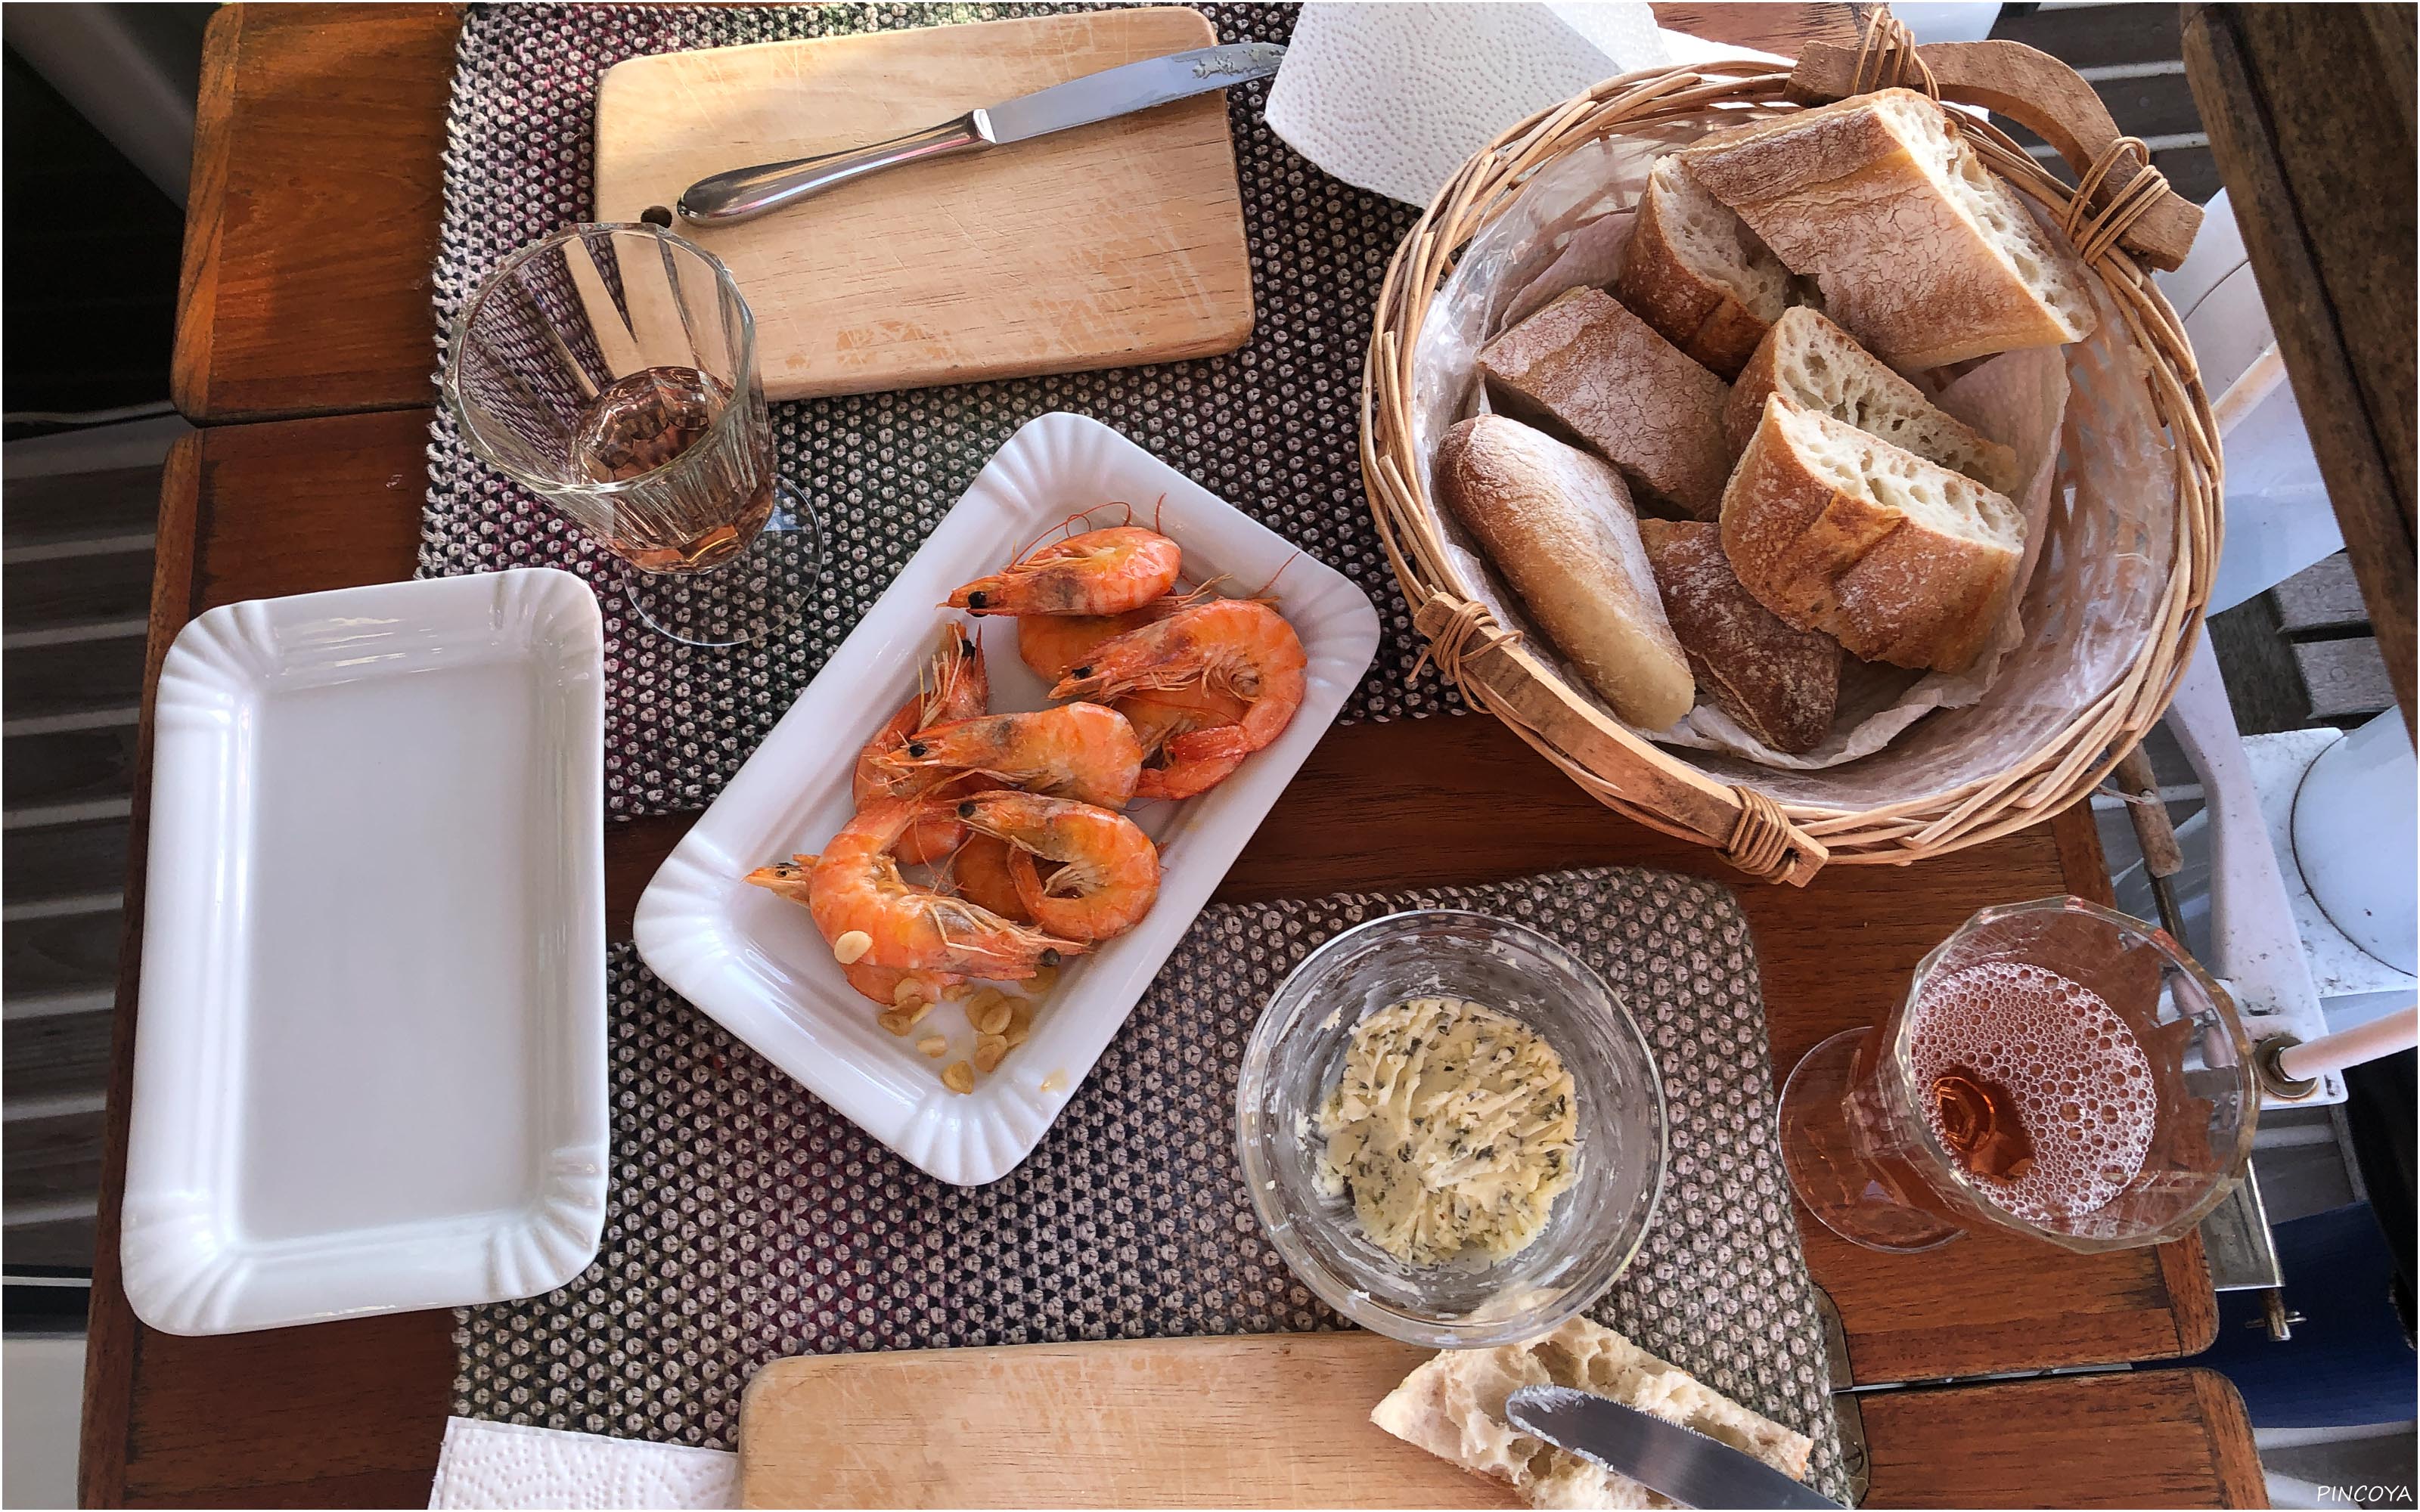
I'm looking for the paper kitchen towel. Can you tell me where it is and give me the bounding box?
[429,1418,737,1510]
[1264,2,1671,206]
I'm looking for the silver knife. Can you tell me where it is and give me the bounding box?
[677,41,1286,228]
[1503,1386,1842,1510]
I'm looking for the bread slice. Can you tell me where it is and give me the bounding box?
[1434,415,1695,728]
[1721,396,2024,673]
[1680,88,2096,370]
[1370,1315,1816,1509]
[1640,519,1842,753]
[1615,155,1789,379]
[1727,308,2021,494]
[1478,287,1736,520]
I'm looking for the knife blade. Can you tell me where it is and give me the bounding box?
[1503,1386,1841,1510]
[678,42,1286,228]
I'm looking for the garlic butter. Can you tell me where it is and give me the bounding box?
[1314,996,1578,1266]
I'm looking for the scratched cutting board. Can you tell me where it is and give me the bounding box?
[736,1333,1512,1507]
[593,8,1255,401]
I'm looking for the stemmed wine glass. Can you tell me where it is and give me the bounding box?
[441,222,821,646]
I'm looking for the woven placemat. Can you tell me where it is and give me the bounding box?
[421,2,1455,820]
[454,866,1849,1501]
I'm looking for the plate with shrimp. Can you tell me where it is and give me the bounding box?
[635,413,1381,1185]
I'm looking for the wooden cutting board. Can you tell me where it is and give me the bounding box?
[593,9,1255,402]
[736,1333,1512,1507]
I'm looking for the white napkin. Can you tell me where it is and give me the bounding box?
[1265,2,1672,206]
[428,1418,737,1510]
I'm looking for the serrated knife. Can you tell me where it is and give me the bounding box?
[677,41,1286,228]
[1503,1386,1842,1510]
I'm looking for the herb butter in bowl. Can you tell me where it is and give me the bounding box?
[1236,910,1665,1348]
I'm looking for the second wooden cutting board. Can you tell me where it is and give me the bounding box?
[593,8,1255,402]
[737,1332,1512,1507]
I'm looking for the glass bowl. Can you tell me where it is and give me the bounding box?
[1236,909,1666,1347]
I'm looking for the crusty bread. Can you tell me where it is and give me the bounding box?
[1721,395,2024,673]
[1727,307,2021,494]
[1478,287,1736,520]
[1640,519,1841,753]
[1680,88,2096,370]
[1370,1315,1816,1509]
[1435,415,1695,728]
[1615,156,1789,379]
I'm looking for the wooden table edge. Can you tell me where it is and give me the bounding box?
[170,5,244,423]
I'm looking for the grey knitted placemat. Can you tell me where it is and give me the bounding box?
[453,866,1848,1501]
[421,2,1455,819]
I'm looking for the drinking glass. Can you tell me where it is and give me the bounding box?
[441,223,821,646]
[1778,896,2257,1254]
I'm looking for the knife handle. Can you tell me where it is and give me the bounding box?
[676,111,993,228]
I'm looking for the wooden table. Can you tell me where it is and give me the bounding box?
[84,5,2264,1507]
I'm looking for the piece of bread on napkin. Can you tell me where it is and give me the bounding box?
[1679,88,2096,370]
[1615,156,1789,379]
[1435,415,1696,729]
[1640,519,1842,754]
[1726,308,2021,494]
[1478,287,1736,521]
[1721,395,2024,674]
[1370,1315,1815,1509]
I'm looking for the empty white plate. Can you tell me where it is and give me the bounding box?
[636,412,1382,1185]
[122,569,608,1336]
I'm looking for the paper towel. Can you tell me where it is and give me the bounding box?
[428,1418,737,1510]
[1264,2,1671,206]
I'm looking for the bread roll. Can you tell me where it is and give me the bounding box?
[1434,415,1695,727]
[1615,155,1789,378]
[1727,308,2021,494]
[1370,1315,1816,1509]
[1478,287,1735,520]
[1680,88,2096,370]
[1640,519,1841,753]
[1721,396,2024,673]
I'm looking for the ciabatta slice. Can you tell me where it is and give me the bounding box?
[1721,396,2024,673]
[1615,156,1789,378]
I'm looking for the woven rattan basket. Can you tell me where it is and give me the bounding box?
[1361,14,2220,885]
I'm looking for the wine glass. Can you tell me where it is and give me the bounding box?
[1777,896,2257,1253]
[441,223,821,646]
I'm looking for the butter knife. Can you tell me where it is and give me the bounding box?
[1503,1386,1842,1510]
[677,41,1286,228]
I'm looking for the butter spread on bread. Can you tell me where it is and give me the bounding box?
[1615,156,1789,380]
[1640,519,1842,754]
[1680,89,2096,371]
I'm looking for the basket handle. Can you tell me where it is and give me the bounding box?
[1412,593,1832,886]
[1785,23,2202,271]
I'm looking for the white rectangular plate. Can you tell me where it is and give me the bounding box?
[123,569,609,1336]
[637,412,1382,1185]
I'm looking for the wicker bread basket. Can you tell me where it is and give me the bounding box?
[1360,13,2220,885]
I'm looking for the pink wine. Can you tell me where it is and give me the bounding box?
[569,365,772,572]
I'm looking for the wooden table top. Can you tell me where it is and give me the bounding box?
[85,5,2263,1507]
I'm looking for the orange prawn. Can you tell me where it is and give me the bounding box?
[955,792,1161,943]
[870,702,1143,810]
[741,855,965,1005]
[946,526,1181,616]
[1050,600,1306,801]
[852,623,990,864]
[802,801,1083,979]
[945,832,1032,923]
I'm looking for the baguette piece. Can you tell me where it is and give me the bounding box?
[1640,519,1842,753]
[1727,307,2021,494]
[1615,156,1789,378]
[1434,414,1695,728]
[1680,88,2096,370]
[1722,395,2024,673]
[1370,1315,1816,1510]
[1478,287,1736,520]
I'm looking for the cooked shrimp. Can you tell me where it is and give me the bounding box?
[870,702,1142,810]
[741,856,965,1004]
[1017,604,1171,683]
[805,801,1083,979]
[1120,683,1256,800]
[1050,600,1306,800]
[852,624,989,863]
[945,832,1031,922]
[946,526,1181,616]
[956,792,1161,943]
